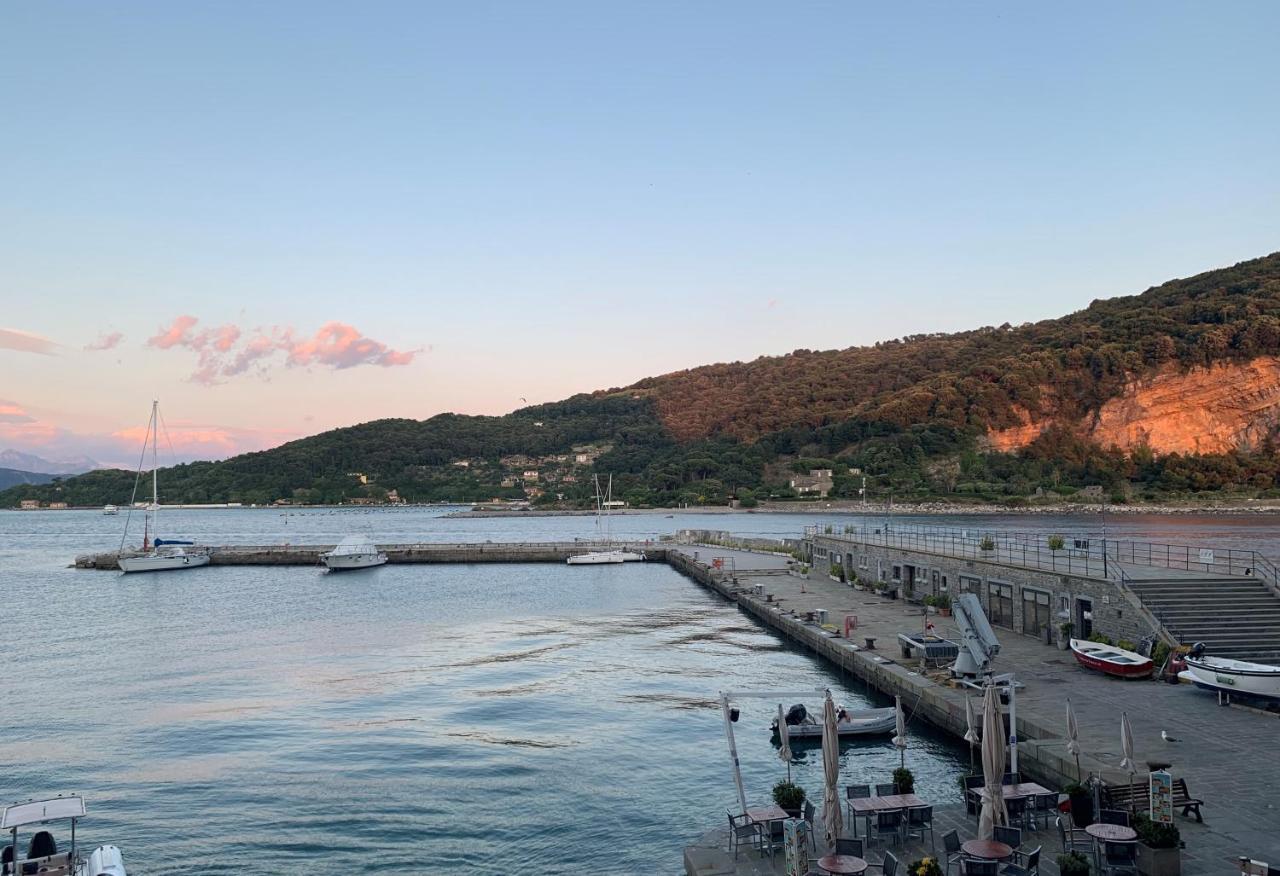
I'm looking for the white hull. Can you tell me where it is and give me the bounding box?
[567,550,625,565]
[102,505,119,515]
[78,845,127,876]
[322,552,388,571]
[118,550,210,573]
[772,707,897,738]
[1183,656,1280,701]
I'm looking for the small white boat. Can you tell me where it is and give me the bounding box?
[102,504,119,515]
[566,475,645,565]
[771,704,897,738]
[1181,644,1280,702]
[322,535,388,571]
[0,795,128,876]
[567,550,626,565]
[119,544,209,573]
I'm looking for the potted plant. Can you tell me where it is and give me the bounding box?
[979,536,996,552]
[1057,851,1091,876]
[772,780,806,818]
[1059,621,1074,651]
[893,767,915,795]
[1134,812,1182,876]
[907,857,944,876]
[923,594,937,614]
[935,593,952,617]
[1048,534,1066,552]
[1064,781,1094,828]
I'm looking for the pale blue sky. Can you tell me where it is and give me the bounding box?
[2,1,1278,462]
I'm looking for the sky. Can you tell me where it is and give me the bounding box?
[2,1,1279,468]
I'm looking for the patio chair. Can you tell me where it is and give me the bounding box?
[869,808,904,848]
[760,818,786,859]
[1055,816,1090,854]
[876,783,898,796]
[905,805,934,849]
[1002,772,1020,786]
[836,837,864,857]
[1000,846,1040,876]
[1029,793,1057,830]
[1005,796,1029,831]
[871,850,899,876]
[993,825,1021,851]
[847,784,872,799]
[961,860,998,876]
[941,829,965,876]
[1099,809,1130,827]
[726,811,760,860]
[1099,840,1138,876]
[802,799,817,851]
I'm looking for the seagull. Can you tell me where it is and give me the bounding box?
[1161,730,1180,742]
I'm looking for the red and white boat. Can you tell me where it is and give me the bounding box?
[1070,638,1155,679]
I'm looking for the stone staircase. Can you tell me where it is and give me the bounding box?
[1125,576,1280,661]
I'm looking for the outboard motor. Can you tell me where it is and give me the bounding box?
[784,703,807,726]
[1189,642,1206,659]
[27,830,56,859]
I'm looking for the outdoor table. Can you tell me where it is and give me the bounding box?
[846,793,925,836]
[962,839,1013,861]
[745,805,789,826]
[1085,823,1137,842]
[1002,782,1052,799]
[817,853,868,875]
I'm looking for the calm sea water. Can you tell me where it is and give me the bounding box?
[3,507,1275,873]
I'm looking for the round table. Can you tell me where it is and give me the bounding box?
[817,854,868,875]
[961,840,1013,861]
[1086,823,1138,842]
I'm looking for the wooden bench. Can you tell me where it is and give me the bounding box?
[1104,778,1204,822]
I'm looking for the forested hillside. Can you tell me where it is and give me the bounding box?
[7,252,1280,509]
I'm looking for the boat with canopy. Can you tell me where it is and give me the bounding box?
[1,795,127,876]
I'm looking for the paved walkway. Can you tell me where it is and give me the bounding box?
[676,545,1280,872]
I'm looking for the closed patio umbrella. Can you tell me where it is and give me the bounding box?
[1120,711,1136,810]
[777,703,793,782]
[977,682,1009,840]
[964,695,980,771]
[822,690,843,848]
[1066,698,1082,781]
[892,694,908,771]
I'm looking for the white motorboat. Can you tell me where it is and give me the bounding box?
[566,550,626,565]
[0,795,128,876]
[770,703,897,739]
[117,401,209,574]
[322,535,388,571]
[102,504,119,515]
[1180,643,1280,702]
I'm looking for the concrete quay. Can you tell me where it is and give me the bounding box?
[672,545,1280,874]
[74,541,666,570]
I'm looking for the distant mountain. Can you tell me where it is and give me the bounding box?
[0,467,57,490]
[0,449,101,476]
[5,252,1280,508]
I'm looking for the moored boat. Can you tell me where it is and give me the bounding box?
[102,504,118,515]
[0,795,128,876]
[770,703,897,738]
[1069,638,1154,679]
[1180,643,1280,702]
[321,535,388,571]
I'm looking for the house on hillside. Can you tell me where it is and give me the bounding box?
[789,468,834,498]
[19,499,41,510]
[522,470,539,481]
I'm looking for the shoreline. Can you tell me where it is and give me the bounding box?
[447,499,1280,517]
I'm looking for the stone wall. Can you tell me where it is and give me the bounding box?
[807,535,1160,647]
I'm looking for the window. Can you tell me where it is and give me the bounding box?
[892,565,902,582]
[940,575,949,592]
[988,581,1014,628]
[959,574,980,594]
[1022,588,1051,637]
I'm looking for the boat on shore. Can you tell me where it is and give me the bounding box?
[102,504,118,515]
[0,795,128,876]
[117,401,209,574]
[1180,643,1280,701]
[770,703,897,739]
[321,535,388,571]
[1069,638,1155,679]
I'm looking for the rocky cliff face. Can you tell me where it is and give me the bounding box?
[987,357,1280,455]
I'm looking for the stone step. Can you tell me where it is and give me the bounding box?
[1138,597,1280,609]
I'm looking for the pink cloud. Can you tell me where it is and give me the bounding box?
[0,327,58,355]
[0,400,36,424]
[147,315,199,350]
[146,315,419,384]
[85,331,124,351]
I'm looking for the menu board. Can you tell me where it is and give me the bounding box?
[784,819,809,876]
[1150,770,1173,824]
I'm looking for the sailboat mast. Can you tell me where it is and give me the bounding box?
[150,400,159,539]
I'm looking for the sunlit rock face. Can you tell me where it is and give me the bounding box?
[986,356,1280,455]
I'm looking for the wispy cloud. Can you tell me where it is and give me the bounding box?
[0,400,36,424]
[0,328,58,355]
[85,331,124,351]
[148,315,420,385]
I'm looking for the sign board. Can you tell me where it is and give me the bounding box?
[1198,548,1215,564]
[784,818,809,876]
[1150,770,1173,824]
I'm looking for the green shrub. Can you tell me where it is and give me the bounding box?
[772,780,806,810]
[1047,534,1065,551]
[979,536,995,551]
[1057,851,1090,875]
[1133,812,1180,849]
[1117,638,1137,652]
[1087,633,1114,646]
[892,767,915,794]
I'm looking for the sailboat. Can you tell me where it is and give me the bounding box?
[566,474,644,565]
[117,401,210,574]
